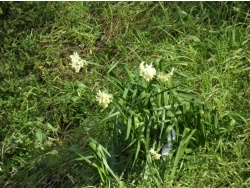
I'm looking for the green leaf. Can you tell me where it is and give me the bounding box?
[35,130,46,144]
[166,110,175,118]
[125,116,132,140]
[109,71,124,92]
[123,65,134,82]
[108,61,120,73]
[170,128,196,179]
[101,111,120,122]
[86,61,104,67]
[46,123,58,132]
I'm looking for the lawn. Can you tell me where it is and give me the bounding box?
[0,2,249,187]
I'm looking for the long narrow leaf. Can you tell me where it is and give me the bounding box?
[170,128,196,179]
[125,116,132,140]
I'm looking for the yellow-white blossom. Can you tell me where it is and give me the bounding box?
[149,148,161,160]
[139,62,146,76]
[149,148,156,155]
[157,68,175,82]
[72,62,82,73]
[157,72,170,82]
[70,52,81,64]
[154,153,161,160]
[70,52,87,73]
[96,90,113,108]
[139,62,156,82]
[78,59,87,67]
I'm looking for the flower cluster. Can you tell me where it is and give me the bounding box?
[70,52,87,73]
[96,90,113,108]
[149,148,161,160]
[157,68,175,82]
[139,62,157,82]
[140,62,174,82]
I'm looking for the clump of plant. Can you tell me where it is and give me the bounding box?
[73,57,206,185]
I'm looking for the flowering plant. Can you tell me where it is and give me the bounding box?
[74,58,204,183]
[100,60,203,174]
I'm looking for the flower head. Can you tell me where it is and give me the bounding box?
[157,72,170,82]
[70,52,87,73]
[154,153,161,160]
[139,62,146,76]
[78,59,88,67]
[149,148,156,155]
[70,52,81,64]
[139,62,156,82]
[157,68,175,83]
[96,90,113,108]
[149,148,161,160]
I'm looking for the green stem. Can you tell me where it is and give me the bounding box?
[145,119,150,161]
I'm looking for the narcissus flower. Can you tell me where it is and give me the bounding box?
[149,148,161,160]
[70,52,81,63]
[149,148,156,155]
[154,153,161,160]
[139,62,146,75]
[139,62,156,82]
[96,90,113,108]
[70,52,87,73]
[157,68,175,82]
[157,72,170,82]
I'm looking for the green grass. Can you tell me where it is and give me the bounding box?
[0,2,249,187]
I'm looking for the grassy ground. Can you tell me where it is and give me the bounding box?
[0,2,249,187]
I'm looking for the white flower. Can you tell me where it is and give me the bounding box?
[139,62,146,76]
[78,59,87,67]
[96,90,113,108]
[157,72,170,82]
[153,153,161,160]
[149,148,156,155]
[70,52,81,64]
[139,62,156,82]
[74,65,81,73]
[70,52,87,73]
[149,148,161,160]
[157,68,175,83]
